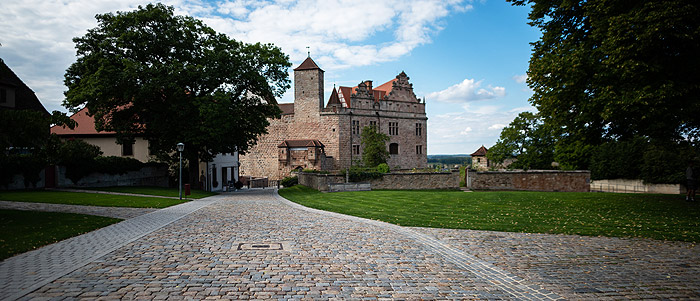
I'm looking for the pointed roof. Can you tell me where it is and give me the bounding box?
[471,145,488,156]
[0,59,50,116]
[293,57,324,72]
[326,87,342,107]
[51,107,116,136]
[278,139,325,148]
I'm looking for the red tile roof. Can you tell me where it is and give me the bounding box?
[50,107,116,136]
[471,145,488,156]
[293,57,323,71]
[278,139,325,148]
[335,77,397,108]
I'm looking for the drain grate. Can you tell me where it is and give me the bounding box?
[237,242,283,250]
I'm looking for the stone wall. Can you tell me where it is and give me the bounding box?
[590,179,684,194]
[469,170,590,192]
[298,171,459,192]
[57,165,169,188]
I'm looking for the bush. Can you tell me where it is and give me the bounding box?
[342,166,384,182]
[280,176,298,187]
[376,163,390,173]
[0,154,45,188]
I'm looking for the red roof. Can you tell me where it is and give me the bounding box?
[336,77,397,108]
[471,145,488,156]
[50,107,115,136]
[278,139,325,148]
[293,57,323,71]
[326,87,341,107]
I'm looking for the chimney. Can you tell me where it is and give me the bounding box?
[366,80,373,91]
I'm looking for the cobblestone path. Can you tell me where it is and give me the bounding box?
[0,201,158,219]
[15,189,557,300]
[417,228,700,299]
[4,189,697,300]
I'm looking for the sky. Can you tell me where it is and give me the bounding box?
[0,0,540,155]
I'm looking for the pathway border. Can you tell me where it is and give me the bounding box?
[0,201,157,219]
[0,195,226,300]
[274,190,563,300]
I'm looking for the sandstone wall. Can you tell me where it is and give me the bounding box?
[470,170,590,192]
[590,179,684,194]
[298,171,459,191]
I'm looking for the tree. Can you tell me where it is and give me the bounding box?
[63,4,291,187]
[487,112,555,170]
[361,125,390,168]
[509,0,700,144]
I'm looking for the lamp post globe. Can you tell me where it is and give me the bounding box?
[177,143,184,200]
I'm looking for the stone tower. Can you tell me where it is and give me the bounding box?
[293,56,324,120]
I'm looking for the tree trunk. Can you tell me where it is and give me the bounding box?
[187,149,200,189]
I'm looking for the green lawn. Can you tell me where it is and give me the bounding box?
[279,185,700,242]
[0,209,121,260]
[81,186,217,199]
[0,190,188,208]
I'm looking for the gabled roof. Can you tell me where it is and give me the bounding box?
[278,103,294,115]
[293,57,323,72]
[471,145,488,156]
[326,87,342,107]
[336,77,398,107]
[0,59,50,116]
[50,107,116,136]
[278,139,325,148]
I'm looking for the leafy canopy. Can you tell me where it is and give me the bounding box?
[360,125,390,168]
[488,112,555,170]
[63,3,291,163]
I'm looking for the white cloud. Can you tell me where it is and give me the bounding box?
[512,74,527,84]
[488,124,506,130]
[427,78,506,103]
[0,0,470,111]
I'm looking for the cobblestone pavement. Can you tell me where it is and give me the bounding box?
[21,189,558,300]
[1,195,225,300]
[0,201,158,219]
[415,228,700,299]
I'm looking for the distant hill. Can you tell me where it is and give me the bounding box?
[427,154,471,165]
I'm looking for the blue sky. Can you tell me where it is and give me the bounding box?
[0,0,540,154]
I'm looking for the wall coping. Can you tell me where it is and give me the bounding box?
[476,170,590,174]
[299,171,455,177]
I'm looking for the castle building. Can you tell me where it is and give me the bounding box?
[239,57,428,180]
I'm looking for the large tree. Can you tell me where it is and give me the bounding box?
[63,4,291,187]
[509,0,700,145]
[361,125,390,168]
[488,112,556,170]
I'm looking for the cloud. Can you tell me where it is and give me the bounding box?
[427,78,506,103]
[512,74,527,84]
[0,0,470,111]
[488,124,506,130]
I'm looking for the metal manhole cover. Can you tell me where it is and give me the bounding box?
[237,242,283,250]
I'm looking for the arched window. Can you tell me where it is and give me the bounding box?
[389,143,399,155]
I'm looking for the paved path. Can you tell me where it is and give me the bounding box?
[3,189,699,299]
[0,201,158,219]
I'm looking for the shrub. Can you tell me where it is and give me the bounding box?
[376,163,390,173]
[280,176,298,187]
[342,166,384,182]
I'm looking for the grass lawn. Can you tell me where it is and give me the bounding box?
[279,185,700,242]
[81,186,217,199]
[0,190,188,208]
[0,209,121,260]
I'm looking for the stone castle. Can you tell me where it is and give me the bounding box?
[239,57,428,180]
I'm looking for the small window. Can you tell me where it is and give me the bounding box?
[369,120,377,128]
[352,145,360,155]
[416,123,422,136]
[389,122,398,135]
[352,120,360,135]
[389,143,399,155]
[122,142,134,156]
[416,145,422,155]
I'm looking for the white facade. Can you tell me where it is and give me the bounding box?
[203,152,239,192]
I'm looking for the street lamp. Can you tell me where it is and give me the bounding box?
[177,142,184,200]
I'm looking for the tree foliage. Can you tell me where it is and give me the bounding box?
[360,125,390,168]
[63,4,291,186]
[509,0,700,143]
[488,112,555,170]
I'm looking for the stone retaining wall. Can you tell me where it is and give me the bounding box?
[469,170,590,192]
[57,165,169,188]
[590,179,684,194]
[299,171,459,192]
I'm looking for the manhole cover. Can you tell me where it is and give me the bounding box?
[237,242,283,250]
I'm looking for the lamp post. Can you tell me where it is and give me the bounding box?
[177,143,184,200]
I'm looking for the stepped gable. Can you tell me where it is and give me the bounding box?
[386,71,419,102]
[336,72,419,107]
[471,145,488,156]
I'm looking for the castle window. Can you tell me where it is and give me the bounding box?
[389,143,399,155]
[416,145,422,155]
[352,120,360,135]
[369,120,377,128]
[352,145,360,155]
[122,142,133,156]
[389,122,398,135]
[415,123,422,136]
